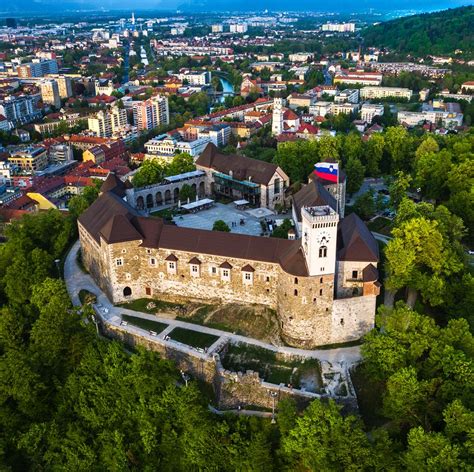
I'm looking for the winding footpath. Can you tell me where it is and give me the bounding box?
[64,241,362,365]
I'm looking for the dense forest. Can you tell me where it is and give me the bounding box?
[363,6,474,58]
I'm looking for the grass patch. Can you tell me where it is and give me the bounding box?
[222,343,323,391]
[177,304,282,344]
[122,314,168,334]
[367,217,393,236]
[169,327,219,349]
[118,298,184,314]
[79,289,96,305]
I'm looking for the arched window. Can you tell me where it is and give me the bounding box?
[319,246,327,258]
[294,289,298,296]
[294,277,298,285]
[123,286,132,297]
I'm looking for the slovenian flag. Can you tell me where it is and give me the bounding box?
[314,162,339,183]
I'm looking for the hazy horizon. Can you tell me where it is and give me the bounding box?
[1,0,472,15]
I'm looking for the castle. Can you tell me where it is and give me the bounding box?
[78,153,380,348]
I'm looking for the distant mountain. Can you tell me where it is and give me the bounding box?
[363,6,474,57]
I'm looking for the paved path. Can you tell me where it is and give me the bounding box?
[65,241,362,365]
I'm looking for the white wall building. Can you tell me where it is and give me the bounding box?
[360,104,384,123]
[360,86,413,101]
[133,95,169,131]
[88,107,128,138]
[40,79,61,109]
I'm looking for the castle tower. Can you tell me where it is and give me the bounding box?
[301,205,339,276]
[272,97,283,136]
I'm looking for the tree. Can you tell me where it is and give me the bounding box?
[345,157,365,195]
[353,190,376,220]
[281,399,375,471]
[389,171,412,209]
[179,183,196,202]
[132,159,166,188]
[364,133,384,176]
[68,180,102,219]
[212,220,230,232]
[271,219,293,239]
[384,126,412,172]
[166,153,195,177]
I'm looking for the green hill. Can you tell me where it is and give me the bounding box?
[363,6,474,58]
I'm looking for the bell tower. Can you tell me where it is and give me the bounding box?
[272,97,284,136]
[301,205,339,276]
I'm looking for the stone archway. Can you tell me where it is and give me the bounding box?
[173,187,179,203]
[136,196,144,210]
[146,194,153,209]
[199,181,205,198]
[156,191,163,206]
[123,286,132,297]
[164,189,171,204]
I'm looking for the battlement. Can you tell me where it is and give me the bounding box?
[302,205,338,223]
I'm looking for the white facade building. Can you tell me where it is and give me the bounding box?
[40,79,61,109]
[360,86,413,101]
[133,95,169,131]
[360,104,384,123]
[88,107,128,138]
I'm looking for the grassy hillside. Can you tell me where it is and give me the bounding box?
[363,6,474,58]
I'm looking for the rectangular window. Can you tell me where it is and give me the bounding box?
[169,262,175,269]
[245,272,252,280]
[145,287,151,296]
[352,270,358,279]
[211,266,217,275]
[223,269,229,277]
[116,258,123,266]
[149,258,156,266]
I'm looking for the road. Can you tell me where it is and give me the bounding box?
[65,241,362,365]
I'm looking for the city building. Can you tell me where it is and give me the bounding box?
[88,107,128,138]
[145,134,210,159]
[322,22,355,33]
[0,95,42,125]
[8,147,49,173]
[133,95,169,131]
[360,104,384,123]
[334,89,359,104]
[16,59,59,78]
[334,69,383,86]
[40,79,61,109]
[360,86,412,101]
[57,76,73,99]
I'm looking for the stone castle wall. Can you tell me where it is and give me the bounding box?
[331,295,377,344]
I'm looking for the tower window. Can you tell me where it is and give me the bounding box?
[320,277,323,283]
[320,289,323,296]
[294,289,298,296]
[352,270,358,279]
[319,246,327,258]
[294,277,298,285]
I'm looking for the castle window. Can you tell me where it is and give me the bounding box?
[294,289,298,296]
[320,277,323,283]
[146,249,152,254]
[125,273,131,281]
[167,261,176,274]
[320,289,323,296]
[145,287,151,296]
[221,269,230,281]
[210,266,217,275]
[294,277,298,285]
[149,258,156,266]
[319,246,327,258]
[274,177,281,194]
[123,286,132,297]
[190,264,200,277]
[121,249,126,253]
[266,276,270,282]
[116,258,123,267]
[352,270,358,279]
[340,318,344,326]
[242,272,253,285]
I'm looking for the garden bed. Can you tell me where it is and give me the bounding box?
[168,327,219,349]
[121,314,168,334]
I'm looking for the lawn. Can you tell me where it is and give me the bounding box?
[168,327,219,349]
[118,298,184,314]
[121,314,168,334]
[367,217,393,236]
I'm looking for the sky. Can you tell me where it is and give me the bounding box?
[2,0,472,13]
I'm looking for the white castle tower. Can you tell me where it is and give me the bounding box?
[272,97,284,136]
[301,205,339,277]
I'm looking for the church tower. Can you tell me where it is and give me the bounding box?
[272,97,284,136]
[301,205,339,277]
